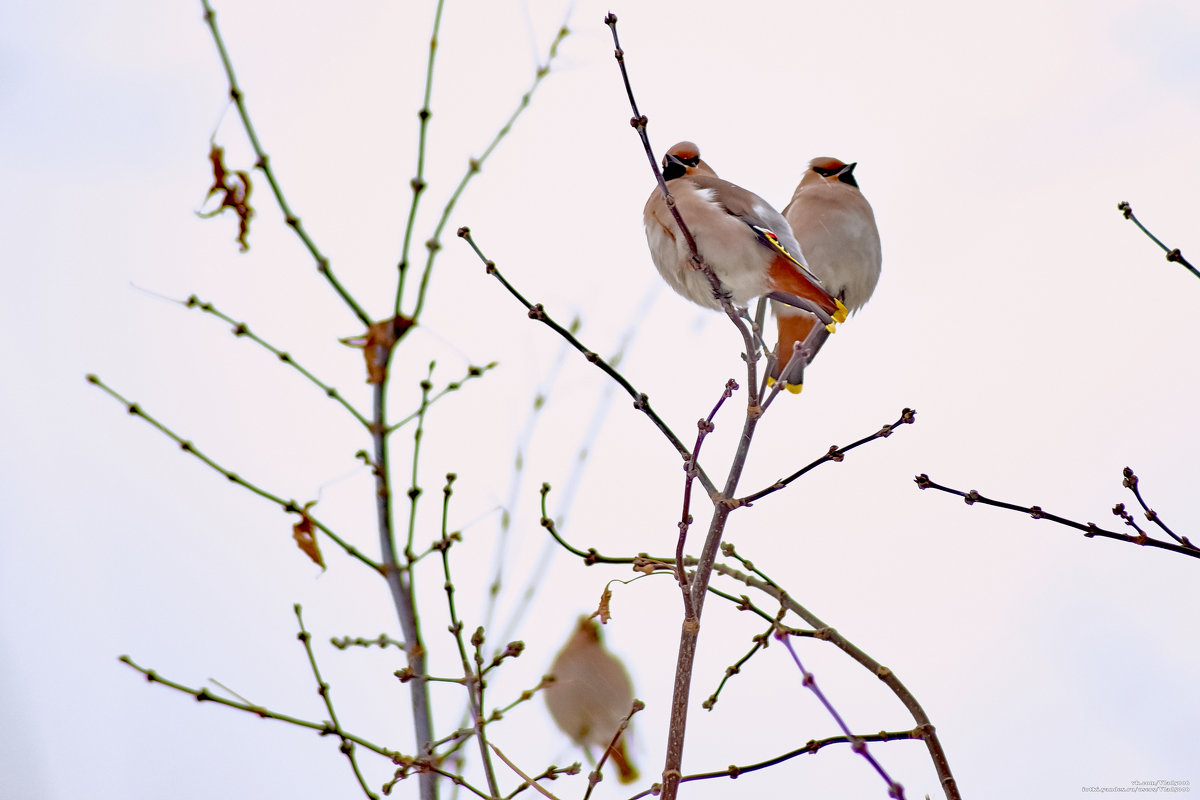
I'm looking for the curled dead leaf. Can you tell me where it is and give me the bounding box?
[292,501,325,569]
[198,143,255,252]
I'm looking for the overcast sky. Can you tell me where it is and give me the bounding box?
[3,1,1199,798]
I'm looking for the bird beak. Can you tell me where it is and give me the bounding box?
[662,154,688,181]
[838,162,859,188]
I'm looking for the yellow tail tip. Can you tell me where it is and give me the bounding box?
[832,299,849,324]
[766,376,803,394]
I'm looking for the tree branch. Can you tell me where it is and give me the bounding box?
[915,472,1200,560]
[1117,201,1198,280]
[199,0,372,325]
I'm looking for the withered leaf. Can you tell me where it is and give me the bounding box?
[340,315,416,384]
[198,143,255,252]
[292,501,325,570]
[593,584,613,624]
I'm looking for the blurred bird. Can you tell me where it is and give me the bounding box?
[643,141,847,391]
[775,157,882,389]
[544,617,639,784]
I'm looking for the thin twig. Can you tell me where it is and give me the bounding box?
[294,605,379,799]
[118,655,400,759]
[737,408,916,506]
[86,374,379,570]
[1117,201,1198,280]
[410,24,572,321]
[488,742,564,800]
[676,379,738,618]
[778,633,906,799]
[199,0,371,325]
[713,563,962,800]
[406,364,435,559]
[395,0,448,311]
[386,362,497,434]
[182,295,369,427]
[459,228,718,499]
[583,700,645,800]
[701,622,774,711]
[331,634,407,651]
[1121,466,1190,548]
[915,473,1200,560]
[437,473,502,798]
[539,483,675,567]
[623,729,924,800]
[600,12,761,399]
[502,763,581,800]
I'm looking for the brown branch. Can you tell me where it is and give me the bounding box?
[458,227,718,499]
[676,379,738,619]
[915,472,1200,560]
[1121,466,1190,548]
[712,563,962,800]
[737,408,917,506]
[603,14,778,799]
[624,729,925,800]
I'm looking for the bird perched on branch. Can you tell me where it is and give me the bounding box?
[544,617,639,784]
[776,157,882,388]
[643,141,847,392]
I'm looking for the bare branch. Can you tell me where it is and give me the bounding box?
[1117,201,1198,280]
[622,729,926,800]
[199,0,371,325]
[737,408,916,506]
[294,605,380,799]
[408,24,573,320]
[436,473,501,797]
[713,560,962,800]
[778,634,906,799]
[676,379,738,619]
[118,654,400,759]
[85,374,379,570]
[915,473,1200,560]
[180,294,370,427]
[458,227,718,498]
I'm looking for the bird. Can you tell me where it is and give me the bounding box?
[643,141,847,393]
[544,617,639,784]
[775,157,882,389]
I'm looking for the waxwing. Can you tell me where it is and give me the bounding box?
[644,142,847,391]
[775,157,882,389]
[544,618,639,784]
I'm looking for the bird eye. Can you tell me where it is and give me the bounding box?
[813,166,838,177]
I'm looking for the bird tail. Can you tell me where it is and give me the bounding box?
[770,311,830,393]
[766,257,847,323]
[608,738,639,784]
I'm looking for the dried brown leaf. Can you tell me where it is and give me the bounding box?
[198,143,255,252]
[340,315,416,384]
[292,501,325,569]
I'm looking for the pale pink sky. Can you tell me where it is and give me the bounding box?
[2,1,1198,798]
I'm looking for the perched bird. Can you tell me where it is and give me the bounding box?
[775,157,882,389]
[544,617,639,784]
[643,141,847,391]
